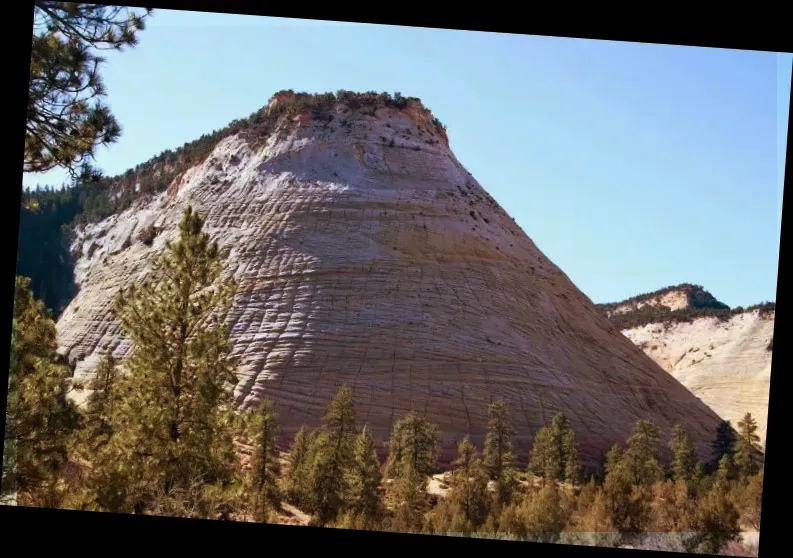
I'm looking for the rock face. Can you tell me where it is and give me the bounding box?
[601,287,774,444]
[56,91,724,466]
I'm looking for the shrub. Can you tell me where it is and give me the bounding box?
[136,224,158,246]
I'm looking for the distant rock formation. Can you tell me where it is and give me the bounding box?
[599,286,774,444]
[55,91,724,467]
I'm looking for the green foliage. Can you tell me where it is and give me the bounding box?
[599,421,666,534]
[2,276,79,506]
[622,419,665,486]
[434,437,490,533]
[669,424,699,484]
[83,353,119,447]
[597,284,774,331]
[688,476,740,554]
[385,412,441,479]
[521,484,570,543]
[711,420,737,469]
[87,206,240,516]
[528,412,580,485]
[27,3,152,180]
[243,399,281,522]
[284,425,315,508]
[348,425,384,525]
[734,413,763,478]
[306,385,359,525]
[385,412,441,533]
[734,468,763,531]
[2,319,20,504]
[482,400,517,507]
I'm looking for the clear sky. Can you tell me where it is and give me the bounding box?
[24,10,791,308]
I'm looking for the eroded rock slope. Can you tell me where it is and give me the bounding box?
[599,286,774,444]
[56,92,724,465]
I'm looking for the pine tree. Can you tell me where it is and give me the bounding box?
[284,425,315,507]
[390,465,429,533]
[734,413,763,478]
[715,453,737,484]
[483,400,517,507]
[689,470,740,554]
[348,425,383,526]
[528,427,558,483]
[527,412,579,485]
[711,420,736,468]
[100,206,240,516]
[83,353,119,447]
[622,419,664,486]
[442,437,490,531]
[245,399,281,522]
[559,418,581,484]
[2,319,20,504]
[307,385,359,524]
[27,3,153,180]
[669,423,698,484]
[385,412,441,479]
[2,277,79,507]
[601,439,652,533]
[385,412,441,533]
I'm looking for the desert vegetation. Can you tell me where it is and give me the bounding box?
[4,207,764,555]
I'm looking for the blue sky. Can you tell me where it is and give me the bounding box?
[24,10,791,308]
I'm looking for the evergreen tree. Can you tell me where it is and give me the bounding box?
[284,425,315,507]
[2,319,20,504]
[385,412,441,533]
[483,400,517,507]
[27,3,152,180]
[689,470,740,554]
[245,400,281,522]
[385,412,441,479]
[2,277,79,507]
[715,454,737,484]
[441,437,490,532]
[734,413,763,478]
[736,468,763,531]
[527,412,579,485]
[99,206,240,516]
[622,419,664,486]
[559,418,581,484]
[348,425,383,526]
[711,420,736,468]
[83,353,119,447]
[528,427,557,483]
[307,385,359,524]
[669,423,698,484]
[601,440,652,533]
[390,465,429,533]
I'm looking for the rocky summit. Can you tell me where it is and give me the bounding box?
[56,91,724,466]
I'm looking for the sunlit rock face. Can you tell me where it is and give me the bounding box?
[57,92,723,466]
[621,309,773,445]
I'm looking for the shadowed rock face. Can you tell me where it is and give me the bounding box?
[56,92,724,467]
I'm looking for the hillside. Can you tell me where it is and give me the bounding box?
[599,285,774,443]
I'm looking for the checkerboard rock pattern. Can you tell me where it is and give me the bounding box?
[57,93,723,466]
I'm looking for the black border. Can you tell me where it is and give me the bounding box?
[2,2,789,556]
